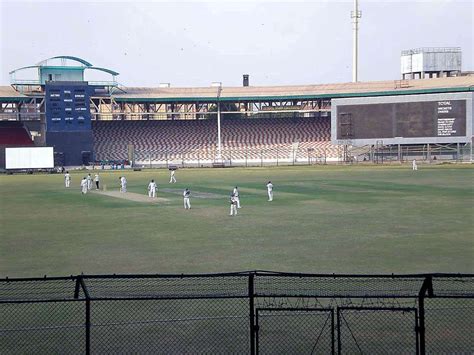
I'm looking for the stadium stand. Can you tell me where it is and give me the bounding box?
[0,121,35,169]
[0,122,34,146]
[92,117,339,163]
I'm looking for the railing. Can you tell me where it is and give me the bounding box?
[95,145,338,168]
[1,272,472,354]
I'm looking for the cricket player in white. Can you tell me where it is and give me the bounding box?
[94,174,100,190]
[233,186,241,208]
[120,176,127,193]
[229,193,238,216]
[183,188,191,209]
[80,177,88,194]
[86,174,92,190]
[169,169,177,183]
[64,171,71,188]
[412,159,418,171]
[148,179,157,198]
[267,181,273,201]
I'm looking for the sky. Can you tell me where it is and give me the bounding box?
[0,0,473,87]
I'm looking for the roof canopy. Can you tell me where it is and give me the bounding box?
[9,56,119,77]
[36,56,93,67]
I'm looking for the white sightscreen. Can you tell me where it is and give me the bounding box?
[5,147,54,169]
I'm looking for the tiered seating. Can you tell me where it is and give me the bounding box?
[92,116,338,162]
[0,122,34,146]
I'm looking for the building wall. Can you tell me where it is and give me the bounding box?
[40,68,84,84]
[46,131,93,166]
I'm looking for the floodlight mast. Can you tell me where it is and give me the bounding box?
[351,0,362,82]
[216,84,223,161]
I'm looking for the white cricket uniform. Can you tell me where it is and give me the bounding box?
[80,178,88,194]
[65,173,71,188]
[94,174,100,189]
[148,181,157,198]
[233,188,241,208]
[412,160,418,171]
[229,196,238,216]
[120,177,127,192]
[169,170,176,183]
[86,175,92,190]
[267,183,273,201]
[183,190,191,209]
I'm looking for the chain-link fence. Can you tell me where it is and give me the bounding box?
[132,144,337,169]
[352,142,473,164]
[1,273,473,354]
[94,141,473,169]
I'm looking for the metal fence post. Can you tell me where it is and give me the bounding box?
[249,273,256,355]
[418,276,433,355]
[79,276,91,355]
[336,307,341,355]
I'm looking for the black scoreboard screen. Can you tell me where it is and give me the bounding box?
[336,100,466,140]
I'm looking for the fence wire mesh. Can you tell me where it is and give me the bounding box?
[90,298,249,353]
[0,272,472,354]
[337,307,418,354]
[256,308,334,354]
[424,298,474,354]
[0,301,85,354]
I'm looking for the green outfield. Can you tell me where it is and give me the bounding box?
[0,164,473,277]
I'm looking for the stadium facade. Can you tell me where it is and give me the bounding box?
[1,56,473,168]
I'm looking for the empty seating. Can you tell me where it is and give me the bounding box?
[92,116,339,163]
[0,122,34,146]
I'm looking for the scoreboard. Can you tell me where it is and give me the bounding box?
[45,82,94,165]
[45,82,91,132]
[331,93,472,145]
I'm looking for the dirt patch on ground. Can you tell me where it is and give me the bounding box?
[93,190,170,203]
[160,188,226,199]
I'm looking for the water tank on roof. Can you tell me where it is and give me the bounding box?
[401,47,462,79]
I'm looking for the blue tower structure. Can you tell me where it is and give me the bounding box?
[9,56,119,166]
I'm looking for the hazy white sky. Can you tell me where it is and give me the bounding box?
[0,0,473,87]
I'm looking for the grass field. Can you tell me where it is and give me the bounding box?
[0,164,473,277]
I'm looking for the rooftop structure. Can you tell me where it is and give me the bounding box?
[9,56,119,94]
[401,47,462,80]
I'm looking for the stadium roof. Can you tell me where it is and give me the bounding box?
[112,76,474,102]
[0,86,35,102]
[1,76,473,102]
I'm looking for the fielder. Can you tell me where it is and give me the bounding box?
[86,174,92,190]
[267,181,273,201]
[412,159,418,171]
[229,193,238,216]
[169,169,177,183]
[94,174,100,190]
[64,171,71,188]
[148,179,157,198]
[183,188,191,209]
[233,186,241,208]
[80,177,88,194]
[120,176,127,193]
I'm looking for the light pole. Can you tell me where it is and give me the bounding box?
[351,0,362,82]
[215,83,223,161]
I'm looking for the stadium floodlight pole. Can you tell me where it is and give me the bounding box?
[216,84,223,161]
[351,0,362,82]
